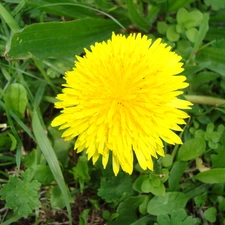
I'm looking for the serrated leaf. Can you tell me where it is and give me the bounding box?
[195,168,225,183]
[156,214,170,225]
[0,169,41,218]
[156,209,198,225]
[6,18,121,60]
[171,209,187,224]
[147,192,188,215]
[4,83,28,117]
[177,138,206,161]
[98,172,133,203]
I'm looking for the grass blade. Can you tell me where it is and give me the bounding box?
[32,109,72,225]
[0,3,20,32]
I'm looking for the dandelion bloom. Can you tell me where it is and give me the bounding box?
[51,33,192,175]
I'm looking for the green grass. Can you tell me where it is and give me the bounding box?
[1,1,225,225]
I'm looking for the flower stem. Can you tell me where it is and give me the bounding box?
[184,95,225,107]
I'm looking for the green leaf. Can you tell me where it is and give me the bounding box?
[176,40,193,58]
[195,168,225,183]
[108,196,145,225]
[204,207,217,223]
[126,0,149,32]
[162,154,173,167]
[147,192,188,215]
[156,214,170,225]
[187,11,203,27]
[206,27,225,41]
[169,161,187,191]
[141,175,165,196]
[4,83,28,117]
[211,145,225,168]
[0,3,20,32]
[79,209,91,225]
[193,13,209,51]
[139,196,150,215]
[133,175,149,193]
[71,156,90,192]
[98,172,133,203]
[6,18,121,60]
[167,0,195,12]
[50,185,73,209]
[157,21,168,35]
[156,209,198,225]
[177,8,190,24]
[33,165,54,185]
[26,0,99,19]
[177,138,206,161]
[48,126,72,167]
[171,209,197,225]
[8,133,17,151]
[32,109,72,224]
[192,71,220,90]
[0,169,41,218]
[204,0,225,10]
[131,215,155,225]
[167,25,180,42]
[194,192,207,207]
[185,28,199,43]
[0,133,11,151]
[197,46,225,76]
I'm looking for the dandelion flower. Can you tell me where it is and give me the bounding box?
[51,33,192,175]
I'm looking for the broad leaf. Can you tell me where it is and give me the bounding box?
[177,138,206,161]
[194,168,225,183]
[4,83,28,117]
[6,18,121,60]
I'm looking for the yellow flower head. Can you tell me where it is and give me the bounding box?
[52,33,192,175]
